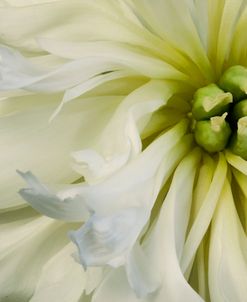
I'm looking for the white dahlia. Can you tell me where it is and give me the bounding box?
[1,1,247,302]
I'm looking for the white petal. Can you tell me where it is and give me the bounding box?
[125,243,160,298]
[19,120,191,222]
[92,149,203,302]
[207,0,246,76]
[18,171,89,222]
[225,150,247,175]
[209,179,247,302]
[92,268,140,302]
[30,243,86,302]
[69,207,148,268]
[0,93,120,211]
[0,0,165,53]
[68,133,193,297]
[0,41,188,93]
[142,149,204,301]
[129,0,212,81]
[72,80,183,183]
[181,153,227,273]
[0,208,74,301]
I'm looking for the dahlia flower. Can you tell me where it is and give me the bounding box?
[1,0,247,301]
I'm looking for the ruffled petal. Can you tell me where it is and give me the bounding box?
[72,80,185,182]
[92,149,203,301]
[18,171,89,222]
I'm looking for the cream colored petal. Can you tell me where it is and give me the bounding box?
[145,149,203,302]
[225,150,247,175]
[0,208,75,301]
[229,5,247,65]
[233,170,247,232]
[0,0,163,53]
[72,80,185,183]
[67,132,193,274]
[92,149,203,301]
[209,179,247,302]
[92,268,139,302]
[18,171,89,222]
[181,153,227,274]
[29,243,86,302]
[0,93,120,211]
[19,122,191,224]
[129,0,213,82]
[207,0,246,77]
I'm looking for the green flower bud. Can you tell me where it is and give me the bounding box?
[192,83,232,120]
[229,117,247,160]
[219,65,247,101]
[194,113,231,153]
[233,99,247,120]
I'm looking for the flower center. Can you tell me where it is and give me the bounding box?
[191,65,247,160]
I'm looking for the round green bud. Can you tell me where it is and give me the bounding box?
[192,83,232,120]
[232,99,247,120]
[229,117,247,160]
[219,65,247,101]
[194,113,231,153]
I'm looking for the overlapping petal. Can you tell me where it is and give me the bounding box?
[1,1,247,302]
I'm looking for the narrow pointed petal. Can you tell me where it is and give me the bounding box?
[142,149,203,301]
[181,153,227,273]
[209,179,247,302]
[225,150,247,175]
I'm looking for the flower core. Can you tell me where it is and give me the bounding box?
[191,65,247,159]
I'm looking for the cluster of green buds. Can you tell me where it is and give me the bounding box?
[192,66,247,160]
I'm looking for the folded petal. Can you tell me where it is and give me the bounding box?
[18,171,89,222]
[91,149,203,301]
[72,80,185,182]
